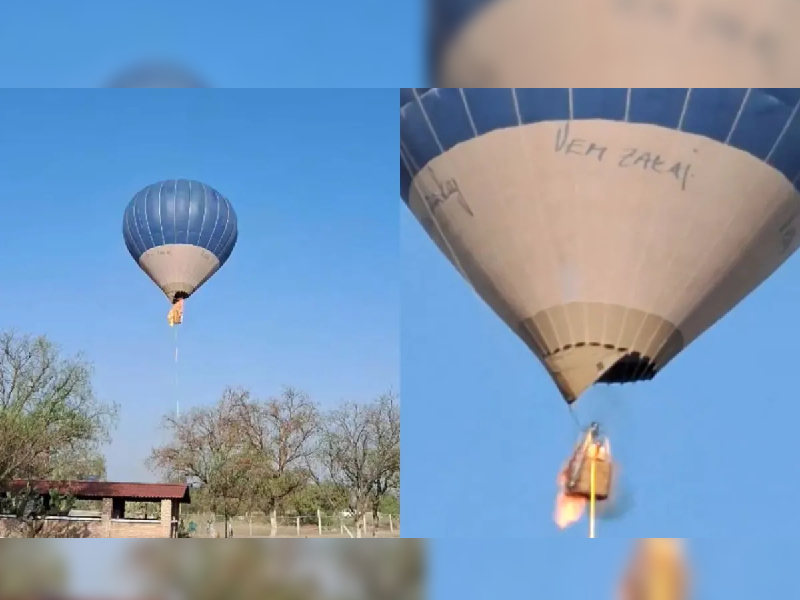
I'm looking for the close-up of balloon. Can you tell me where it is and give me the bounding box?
[123,178,238,327]
[401,87,800,405]
[429,0,800,87]
[123,179,238,417]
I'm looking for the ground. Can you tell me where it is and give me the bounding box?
[184,513,400,538]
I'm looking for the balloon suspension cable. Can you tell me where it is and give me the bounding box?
[567,403,582,432]
[174,326,180,420]
[166,298,184,420]
[589,452,596,539]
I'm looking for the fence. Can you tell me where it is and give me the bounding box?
[183,511,400,538]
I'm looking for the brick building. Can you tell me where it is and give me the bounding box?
[0,480,191,538]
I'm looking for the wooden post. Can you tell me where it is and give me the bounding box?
[363,513,368,537]
[317,509,322,536]
[340,516,344,535]
[389,514,394,533]
[296,516,301,536]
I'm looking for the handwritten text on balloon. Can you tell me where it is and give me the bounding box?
[554,122,695,191]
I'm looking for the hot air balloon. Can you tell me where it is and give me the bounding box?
[106,61,208,88]
[401,88,800,403]
[429,0,800,88]
[123,179,238,325]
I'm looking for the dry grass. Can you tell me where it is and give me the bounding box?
[185,514,400,538]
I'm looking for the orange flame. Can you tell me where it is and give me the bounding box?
[167,299,184,327]
[553,440,610,529]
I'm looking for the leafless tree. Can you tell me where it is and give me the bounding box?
[148,388,252,538]
[231,387,320,537]
[367,392,400,529]
[319,391,400,537]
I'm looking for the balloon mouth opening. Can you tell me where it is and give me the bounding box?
[596,352,658,384]
[172,291,190,304]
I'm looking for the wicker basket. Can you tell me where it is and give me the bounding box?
[566,458,612,501]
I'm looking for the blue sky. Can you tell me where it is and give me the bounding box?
[0,89,398,481]
[402,201,800,538]
[0,0,422,88]
[434,540,798,600]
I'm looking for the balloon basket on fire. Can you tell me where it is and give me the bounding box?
[555,422,615,538]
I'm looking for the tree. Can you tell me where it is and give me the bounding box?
[0,332,116,483]
[319,392,400,537]
[0,331,117,536]
[289,480,349,517]
[48,442,108,481]
[130,543,348,600]
[333,541,424,600]
[148,388,252,538]
[0,484,93,538]
[231,387,320,537]
[366,392,400,528]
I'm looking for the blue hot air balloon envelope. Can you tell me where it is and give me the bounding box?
[427,1,800,88]
[401,88,800,199]
[123,179,238,303]
[106,61,208,88]
[401,88,800,403]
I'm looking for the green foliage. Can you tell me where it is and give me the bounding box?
[288,480,349,515]
[378,493,399,515]
[0,331,116,536]
[0,331,117,486]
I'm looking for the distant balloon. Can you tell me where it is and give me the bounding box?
[123,179,238,305]
[106,61,208,88]
[401,87,800,403]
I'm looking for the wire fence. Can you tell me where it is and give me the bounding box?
[182,511,400,538]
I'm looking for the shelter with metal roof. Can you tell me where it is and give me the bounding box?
[0,480,191,538]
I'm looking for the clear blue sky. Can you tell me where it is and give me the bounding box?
[402,203,800,538]
[0,0,422,88]
[0,89,398,482]
[433,540,799,599]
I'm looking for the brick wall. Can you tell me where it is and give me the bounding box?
[0,498,180,538]
[109,519,166,538]
[0,515,175,538]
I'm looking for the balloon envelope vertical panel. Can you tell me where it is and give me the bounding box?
[123,179,238,301]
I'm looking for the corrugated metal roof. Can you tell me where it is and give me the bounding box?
[4,480,191,503]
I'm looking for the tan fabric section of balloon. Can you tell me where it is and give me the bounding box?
[439,0,800,87]
[408,119,800,403]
